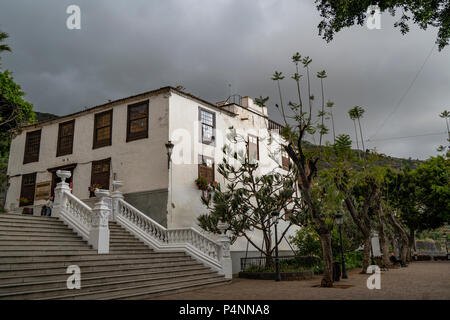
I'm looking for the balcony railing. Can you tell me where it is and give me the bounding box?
[268,119,284,135]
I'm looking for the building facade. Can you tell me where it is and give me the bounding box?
[5,86,297,270]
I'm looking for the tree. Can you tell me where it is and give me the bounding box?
[348,107,360,150]
[269,53,336,287]
[438,110,450,154]
[385,156,450,258]
[315,0,450,51]
[0,30,11,67]
[198,133,304,264]
[348,106,365,151]
[317,70,328,146]
[326,101,336,142]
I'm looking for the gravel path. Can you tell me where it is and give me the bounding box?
[154,261,450,300]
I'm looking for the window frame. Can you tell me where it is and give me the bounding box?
[90,158,111,197]
[19,172,36,207]
[198,155,215,183]
[126,100,149,142]
[281,147,290,171]
[23,129,41,164]
[56,119,75,157]
[198,107,216,146]
[247,134,259,161]
[93,109,113,149]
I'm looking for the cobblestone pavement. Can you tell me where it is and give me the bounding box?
[154,261,450,300]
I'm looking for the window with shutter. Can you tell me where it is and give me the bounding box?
[248,134,259,161]
[198,155,214,183]
[90,158,111,197]
[93,110,113,149]
[127,100,149,142]
[19,172,36,206]
[23,130,41,164]
[199,107,215,145]
[57,120,75,156]
[281,148,289,170]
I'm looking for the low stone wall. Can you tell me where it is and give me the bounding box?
[238,270,314,281]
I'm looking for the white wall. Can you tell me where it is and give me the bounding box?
[167,91,299,252]
[6,92,170,210]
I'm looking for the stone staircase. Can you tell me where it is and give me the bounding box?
[0,213,230,300]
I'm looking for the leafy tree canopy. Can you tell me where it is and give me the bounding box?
[315,0,450,51]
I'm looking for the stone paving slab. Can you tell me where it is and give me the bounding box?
[153,261,450,300]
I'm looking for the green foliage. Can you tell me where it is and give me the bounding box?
[385,156,450,232]
[198,134,305,257]
[316,0,450,51]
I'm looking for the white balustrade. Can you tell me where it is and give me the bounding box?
[52,170,111,254]
[113,185,231,278]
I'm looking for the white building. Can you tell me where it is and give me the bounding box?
[5,86,297,271]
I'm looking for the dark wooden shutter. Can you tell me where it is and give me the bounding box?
[57,120,75,156]
[93,110,113,149]
[90,158,111,196]
[127,100,149,142]
[198,156,215,183]
[20,173,36,206]
[23,130,41,164]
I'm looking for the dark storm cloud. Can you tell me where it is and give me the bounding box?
[0,0,449,159]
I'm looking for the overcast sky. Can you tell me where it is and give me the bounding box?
[0,0,449,160]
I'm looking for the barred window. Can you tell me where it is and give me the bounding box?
[127,100,149,142]
[199,108,215,145]
[93,110,113,149]
[23,130,41,164]
[248,134,259,161]
[198,155,214,183]
[57,120,75,156]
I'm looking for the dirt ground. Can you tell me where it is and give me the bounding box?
[154,261,450,300]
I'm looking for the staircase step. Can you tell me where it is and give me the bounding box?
[0,220,66,228]
[0,258,202,276]
[0,235,83,241]
[0,240,87,246]
[0,264,209,283]
[0,224,71,232]
[0,252,190,267]
[0,229,81,237]
[2,273,225,299]
[0,214,59,222]
[0,269,217,295]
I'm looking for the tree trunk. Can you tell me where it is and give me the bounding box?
[361,235,371,273]
[408,229,416,260]
[387,210,409,263]
[318,230,333,287]
[377,202,392,266]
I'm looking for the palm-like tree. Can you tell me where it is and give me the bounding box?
[302,56,313,122]
[439,110,450,142]
[348,107,360,150]
[326,101,336,142]
[317,70,327,146]
[291,52,303,115]
[354,106,366,151]
[0,30,11,67]
[271,71,286,124]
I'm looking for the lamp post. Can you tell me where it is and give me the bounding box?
[271,211,281,282]
[165,141,174,169]
[335,212,348,279]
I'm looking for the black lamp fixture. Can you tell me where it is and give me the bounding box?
[271,210,281,282]
[165,141,174,169]
[335,212,348,279]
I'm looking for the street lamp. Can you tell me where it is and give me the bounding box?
[271,210,281,282]
[165,141,174,169]
[335,212,348,279]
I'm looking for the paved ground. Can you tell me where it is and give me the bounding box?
[154,261,450,300]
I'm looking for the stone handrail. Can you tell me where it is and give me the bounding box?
[115,197,231,277]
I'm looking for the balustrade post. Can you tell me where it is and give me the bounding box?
[111,181,124,221]
[90,189,111,254]
[52,170,72,218]
[217,221,232,279]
